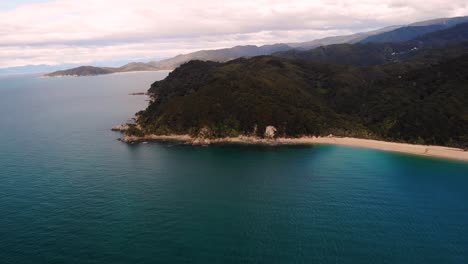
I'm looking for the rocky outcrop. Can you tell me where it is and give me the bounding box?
[264,126,277,138]
[119,134,192,143]
[111,124,130,132]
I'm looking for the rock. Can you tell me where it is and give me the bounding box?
[111,124,130,132]
[191,137,211,145]
[120,135,139,143]
[198,127,213,138]
[190,127,214,145]
[264,126,277,138]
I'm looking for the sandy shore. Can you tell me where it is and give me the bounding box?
[282,137,468,162]
[119,134,468,162]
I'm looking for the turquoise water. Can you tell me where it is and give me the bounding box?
[1,73,468,263]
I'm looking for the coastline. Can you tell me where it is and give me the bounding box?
[119,134,468,162]
[42,69,173,78]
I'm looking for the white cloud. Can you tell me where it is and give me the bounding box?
[0,0,467,68]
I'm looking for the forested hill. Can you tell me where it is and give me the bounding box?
[274,22,468,67]
[45,66,115,77]
[359,16,468,44]
[135,54,468,148]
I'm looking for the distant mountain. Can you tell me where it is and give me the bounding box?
[275,21,468,66]
[360,16,468,43]
[146,43,292,69]
[46,66,115,77]
[409,16,468,27]
[360,25,448,43]
[0,64,82,75]
[290,26,402,49]
[116,62,160,72]
[45,44,292,77]
[415,21,468,46]
[275,42,412,67]
[41,25,409,77]
[44,16,468,77]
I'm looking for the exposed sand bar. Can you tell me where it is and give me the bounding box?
[120,134,468,162]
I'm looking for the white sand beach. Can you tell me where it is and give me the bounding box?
[119,134,468,162]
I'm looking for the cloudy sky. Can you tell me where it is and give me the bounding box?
[1,0,467,68]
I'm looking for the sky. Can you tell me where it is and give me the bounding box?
[1,0,467,69]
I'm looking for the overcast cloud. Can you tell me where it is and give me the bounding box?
[1,0,467,68]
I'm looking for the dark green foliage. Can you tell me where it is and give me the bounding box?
[137,53,468,148]
[274,42,417,66]
[45,66,114,77]
[136,23,468,147]
[141,57,365,138]
[126,124,144,137]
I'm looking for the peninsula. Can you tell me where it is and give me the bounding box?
[115,19,468,162]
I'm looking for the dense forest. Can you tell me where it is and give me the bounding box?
[131,23,468,148]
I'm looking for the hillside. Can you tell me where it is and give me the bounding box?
[45,44,292,77]
[132,54,468,148]
[44,16,468,77]
[274,22,468,66]
[360,24,448,43]
[416,21,468,46]
[360,16,468,43]
[45,66,115,77]
[289,25,401,50]
[274,42,415,67]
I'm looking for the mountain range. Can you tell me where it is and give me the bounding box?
[274,21,468,67]
[44,16,468,77]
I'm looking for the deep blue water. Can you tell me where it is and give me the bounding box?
[1,72,468,264]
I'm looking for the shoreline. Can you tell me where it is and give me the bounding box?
[42,69,173,78]
[119,134,468,162]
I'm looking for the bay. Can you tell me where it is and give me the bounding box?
[1,72,468,263]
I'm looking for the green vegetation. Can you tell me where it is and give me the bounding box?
[45,66,114,77]
[134,53,468,148]
[126,124,145,137]
[132,23,468,148]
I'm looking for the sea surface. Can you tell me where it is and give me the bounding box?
[1,72,468,264]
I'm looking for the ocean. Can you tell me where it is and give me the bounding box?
[1,72,468,263]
